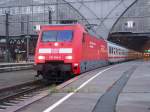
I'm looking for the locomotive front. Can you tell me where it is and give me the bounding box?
[34,24,82,81]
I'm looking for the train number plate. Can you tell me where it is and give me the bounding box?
[49,56,62,60]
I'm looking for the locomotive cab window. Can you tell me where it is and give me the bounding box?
[42,30,73,42]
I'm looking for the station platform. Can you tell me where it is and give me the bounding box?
[0,62,33,66]
[0,62,34,73]
[16,60,150,112]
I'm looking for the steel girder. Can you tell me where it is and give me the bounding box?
[64,0,137,39]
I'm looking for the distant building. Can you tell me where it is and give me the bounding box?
[0,0,88,61]
[0,0,87,36]
[112,0,150,33]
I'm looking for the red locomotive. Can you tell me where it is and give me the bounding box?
[34,24,142,82]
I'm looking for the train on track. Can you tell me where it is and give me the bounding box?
[34,24,142,82]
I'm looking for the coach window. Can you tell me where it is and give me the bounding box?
[116,49,118,55]
[110,47,113,54]
[114,48,115,54]
[120,49,121,55]
[123,51,125,55]
[109,47,111,54]
[120,50,121,55]
[116,48,118,54]
[113,48,115,54]
[111,47,113,54]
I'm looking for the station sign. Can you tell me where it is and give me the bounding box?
[33,25,41,31]
[125,21,135,28]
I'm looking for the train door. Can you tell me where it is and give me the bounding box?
[81,33,87,72]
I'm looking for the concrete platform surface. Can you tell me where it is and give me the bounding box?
[15,60,149,112]
[116,60,150,112]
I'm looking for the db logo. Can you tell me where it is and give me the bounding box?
[51,49,59,53]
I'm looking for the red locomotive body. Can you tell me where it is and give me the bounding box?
[80,33,108,73]
[34,24,108,81]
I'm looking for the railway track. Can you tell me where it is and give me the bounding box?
[0,77,70,112]
[0,69,93,112]
[0,80,47,110]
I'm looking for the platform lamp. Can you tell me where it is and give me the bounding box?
[48,6,55,24]
[5,10,10,62]
[25,15,30,62]
[48,9,52,24]
[25,35,31,62]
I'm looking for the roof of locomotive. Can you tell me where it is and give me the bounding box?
[40,23,83,27]
[39,23,86,32]
[37,23,104,39]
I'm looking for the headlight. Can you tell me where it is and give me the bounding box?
[38,56,45,60]
[74,63,78,66]
[65,56,72,60]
